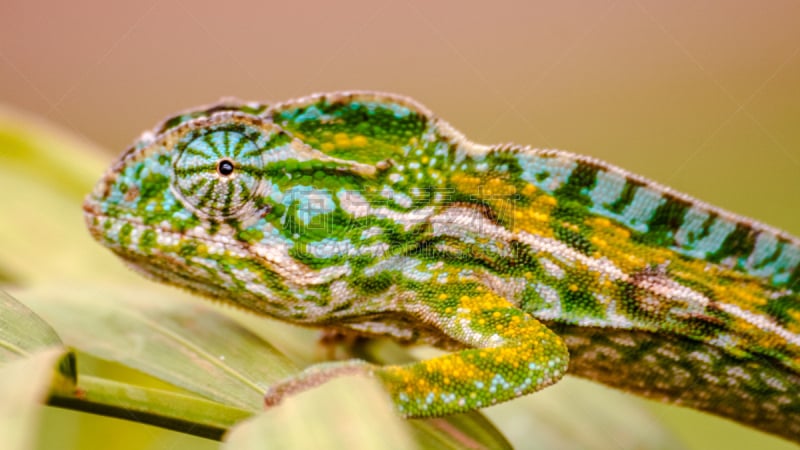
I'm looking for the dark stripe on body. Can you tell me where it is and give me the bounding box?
[642,197,691,246]
[554,163,599,205]
[709,223,758,264]
[606,179,642,214]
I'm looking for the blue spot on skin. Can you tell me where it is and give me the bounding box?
[433,142,448,157]
[277,185,335,226]
[673,207,710,250]
[688,218,737,258]
[173,209,193,221]
[774,273,790,284]
[491,374,510,390]
[588,171,626,213]
[620,187,664,230]
[161,190,177,211]
[283,105,334,123]
[385,102,411,118]
[268,184,284,203]
[441,393,456,403]
[518,155,577,193]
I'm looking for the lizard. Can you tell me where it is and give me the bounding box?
[83,91,800,443]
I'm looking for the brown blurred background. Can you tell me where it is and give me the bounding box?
[1,1,798,449]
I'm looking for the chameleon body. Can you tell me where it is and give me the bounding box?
[83,91,800,442]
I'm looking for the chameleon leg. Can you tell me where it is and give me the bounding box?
[376,286,569,417]
[264,286,569,418]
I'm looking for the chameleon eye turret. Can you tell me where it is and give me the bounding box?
[171,114,281,221]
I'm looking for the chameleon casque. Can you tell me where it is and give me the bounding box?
[83,91,800,442]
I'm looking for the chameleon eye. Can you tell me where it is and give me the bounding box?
[172,124,267,220]
[216,158,235,176]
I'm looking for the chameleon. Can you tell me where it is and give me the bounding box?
[83,91,800,442]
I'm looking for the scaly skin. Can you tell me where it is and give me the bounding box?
[84,91,800,442]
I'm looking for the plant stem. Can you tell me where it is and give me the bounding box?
[47,375,254,441]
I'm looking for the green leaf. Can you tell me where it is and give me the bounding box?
[225,374,513,449]
[223,375,418,450]
[411,413,512,450]
[0,289,63,362]
[0,289,77,449]
[0,348,75,450]
[15,283,297,411]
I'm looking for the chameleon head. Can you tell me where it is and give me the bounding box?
[84,92,442,320]
[82,104,372,316]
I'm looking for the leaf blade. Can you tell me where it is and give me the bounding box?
[16,283,297,411]
[0,289,62,362]
[0,348,74,450]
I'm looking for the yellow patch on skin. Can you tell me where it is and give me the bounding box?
[334,132,352,148]
[511,194,556,237]
[451,173,483,196]
[563,223,580,233]
[788,310,800,331]
[484,178,517,197]
[457,292,513,319]
[419,353,489,384]
[588,217,613,229]
[521,184,537,196]
[352,135,368,147]
[589,236,608,248]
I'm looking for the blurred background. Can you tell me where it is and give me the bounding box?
[1,1,798,449]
